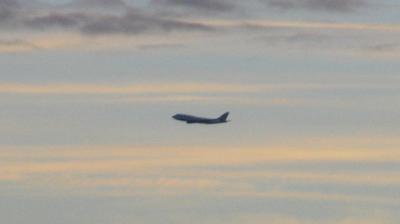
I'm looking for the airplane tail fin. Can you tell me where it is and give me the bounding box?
[218,112,229,122]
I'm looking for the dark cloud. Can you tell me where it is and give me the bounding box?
[154,0,235,12]
[0,0,19,22]
[80,10,215,35]
[24,13,87,29]
[0,0,224,36]
[0,0,216,35]
[265,0,365,12]
[66,0,127,9]
[0,0,215,35]
[23,10,214,35]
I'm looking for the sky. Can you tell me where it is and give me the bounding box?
[0,0,400,223]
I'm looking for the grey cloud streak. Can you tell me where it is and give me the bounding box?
[68,0,127,8]
[259,32,332,43]
[137,43,185,51]
[24,12,86,29]
[0,0,20,21]
[0,0,372,37]
[0,0,216,35]
[80,11,215,35]
[1,0,394,56]
[0,38,39,52]
[0,38,37,47]
[253,31,335,50]
[264,0,366,12]
[366,43,399,52]
[154,0,236,12]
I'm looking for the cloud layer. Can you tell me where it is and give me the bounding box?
[2,143,400,202]
[0,0,19,21]
[155,0,236,12]
[0,0,399,57]
[0,0,215,35]
[0,0,374,35]
[264,0,366,12]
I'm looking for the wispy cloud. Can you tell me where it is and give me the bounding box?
[263,0,366,12]
[3,143,400,171]
[218,214,396,224]
[153,0,236,12]
[116,95,302,106]
[365,43,399,53]
[1,82,398,109]
[0,1,397,39]
[254,31,333,49]
[202,19,400,32]
[79,10,215,35]
[136,43,185,51]
[0,0,20,22]
[66,0,128,9]
[0,0,398,55]
[2,143,400,202]
[0,38,39,52]
[0,83,264,94]
[0,82,395,95]
[0,83,310,107]
[24,12,86,30]
[0,0,215,35]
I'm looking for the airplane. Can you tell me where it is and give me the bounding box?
[172,112,230,124]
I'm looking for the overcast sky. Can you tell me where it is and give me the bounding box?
[1,0,400,223]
